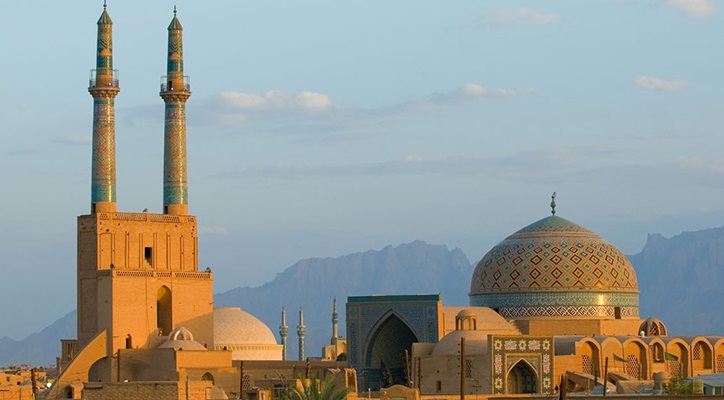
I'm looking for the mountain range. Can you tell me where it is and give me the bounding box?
[3,226,724,367]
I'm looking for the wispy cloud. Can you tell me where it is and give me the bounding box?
[475,8,561,30]
[213,147,609,181]
[634,75,686,91]
[122,83,532,143]
[679,156,724,174]
[665,0,716,18]
[56,135,92,145]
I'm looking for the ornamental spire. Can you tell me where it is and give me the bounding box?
[550,191,557,216]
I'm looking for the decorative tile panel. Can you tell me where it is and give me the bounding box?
[491,336,553,395]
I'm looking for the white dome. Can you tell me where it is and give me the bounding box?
[213,307,282,360]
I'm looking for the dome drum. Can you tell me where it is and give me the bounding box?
[470,290,639,319]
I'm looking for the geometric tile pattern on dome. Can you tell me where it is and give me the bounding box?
[492,336,553,395]
[471,239,638,292]
[498,305,638,318]
[470,291,639,307]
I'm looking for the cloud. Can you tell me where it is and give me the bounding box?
[213,147,609,181]
[429,84,534,106]
[634,75,686,91]
[679,156,724,174]
[665,0,716,18]
[56,135,92,144]
[477,8,561,29]
[178,83,531,142]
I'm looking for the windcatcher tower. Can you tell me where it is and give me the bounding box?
[160,6,191,215]
[89,1,119,214]
[55,7,214,394]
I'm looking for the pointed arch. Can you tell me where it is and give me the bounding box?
[665,339,690,378]
[714,339,724,373]
[650,338,666,364]
[507,359,538,394]
[622,338,647,379]
[202,372,215,385]
[692,338,713,371]
[578,339,601,377]
[157,286,172,335]
[363,311,419,388]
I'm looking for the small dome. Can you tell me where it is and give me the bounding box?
[470,215,639,319]
[168,327,194,341]
[639,317,667,336]
[214,307,282,360]
[158,327,207,351]
[432,330,488,356]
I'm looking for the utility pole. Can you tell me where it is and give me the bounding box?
[460,337,465,400]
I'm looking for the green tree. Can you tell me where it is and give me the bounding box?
[284,375,354,400]
[664,376,694,395]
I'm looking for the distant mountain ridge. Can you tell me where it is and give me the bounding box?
[632,226,724,335]
[5,227,724,367]
[214,240,474,358]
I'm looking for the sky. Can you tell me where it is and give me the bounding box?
[1,0,724,341]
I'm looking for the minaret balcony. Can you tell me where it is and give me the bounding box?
[161,75,190,92]
[89,69,119,88]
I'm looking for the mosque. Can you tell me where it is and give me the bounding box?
[346,196,724,395]
[46,3,724,400]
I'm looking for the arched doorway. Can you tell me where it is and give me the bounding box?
[364,314,418,389]
[157,286,172,335]
[507,360,537,394]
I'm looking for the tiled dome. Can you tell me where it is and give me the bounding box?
[469,215,639,319]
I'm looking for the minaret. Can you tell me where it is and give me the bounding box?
[279,308,288,361]
[331,298,339,345]
[89,0,120,214]
[297,308,306,360]
[160,6,191,215]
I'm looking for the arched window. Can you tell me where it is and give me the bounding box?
[202,372,214,385]
[157,286,172,335]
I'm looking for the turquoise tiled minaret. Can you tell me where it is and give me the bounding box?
[89,1,120,214]
[160,7,191,215]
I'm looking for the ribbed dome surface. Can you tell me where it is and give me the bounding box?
[214,307,277,346]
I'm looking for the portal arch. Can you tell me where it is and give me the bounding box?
[507,360,537,394]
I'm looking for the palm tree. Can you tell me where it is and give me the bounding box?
[284,375,354,400]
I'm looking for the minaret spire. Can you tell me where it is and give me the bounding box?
[89,1,120,214]
[279,308,288,361]
[331,297,339,344]
[297,307,306,361]
[161,7,191,215]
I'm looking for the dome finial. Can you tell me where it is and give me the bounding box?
[550,191,557,215]
[103,0,107,10]
[174,5,177,16]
